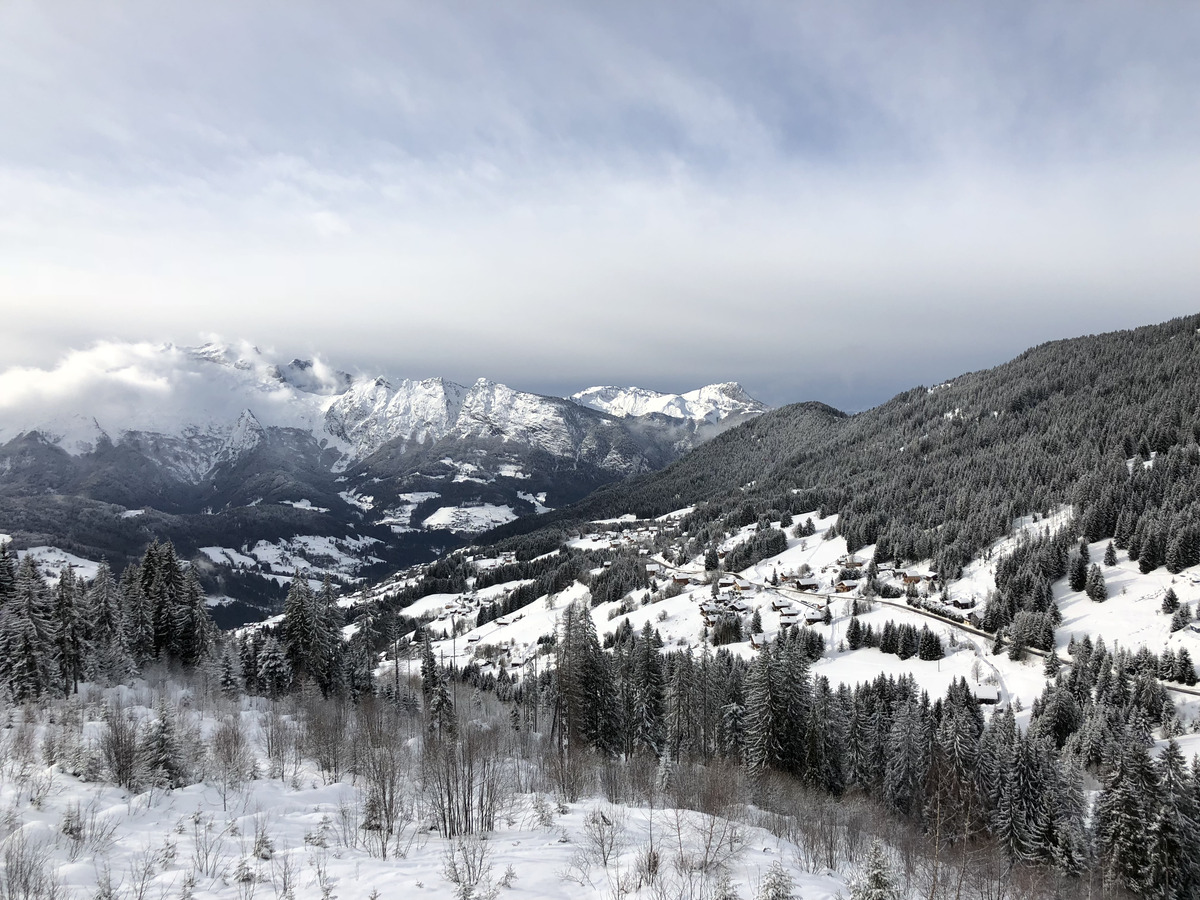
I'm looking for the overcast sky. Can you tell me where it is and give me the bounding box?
[2,2,1198,411]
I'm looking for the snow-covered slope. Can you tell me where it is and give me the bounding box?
[570,382,767,424]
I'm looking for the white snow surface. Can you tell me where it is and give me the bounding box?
[0,690,848,900]
[421,504,519,533]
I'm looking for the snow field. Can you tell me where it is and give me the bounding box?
[0,686,846,900]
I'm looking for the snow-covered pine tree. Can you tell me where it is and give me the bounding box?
[848,842,899,900]
[172,568,215,666]
[755,861,794,900]
[883,698,928,820]
[52,566,87,694]
[742,644,779,776]
[1163,587,1181,614]
[141,698,186,789]
[257,637,293,699]
[0,542,16,601]
[1146,738,1200,900]
[0,557,59,702]
[87,561,135,684]
[219,646,242,698]
[120,562,154,664]
[664,651,695,760]
[1068,553,1088,592]
[1094,727,1159,894]
[633,621,665,756]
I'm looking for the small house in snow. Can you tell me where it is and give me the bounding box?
[973,684,1001,705]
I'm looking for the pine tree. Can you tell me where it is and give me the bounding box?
[1095,729,1159,894]
[755,861,794,900]
[1147,739,1200,900]
[1176,648,1198,686]
[849,842,900,900]
[664,653,695,759]
[52,567,87,694]
[426,669,457,742]
[1068,553,1088,592]
[312,576,344,697]
[0,557,59,702]
[141,699,186,789]
[742,645,779,775]
[219,647,242,698]
[1043,650,1060,677]
[1085,564,1107,602]
[121,562,154,664]
[884,699,928,819]
[554,600,619,755]
[257,637,293,699]
[1164,587,1181,614]
[1104,541,1118,566]
[145,542,186,658]
[846,616,862,650]
[87,561,134,683]
[0,542,16,601]
[994,732,1046,862]
[172,569,215,666]
[633,622,665,755]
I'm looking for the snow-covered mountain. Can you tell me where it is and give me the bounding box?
[570,382,767,424]
[0,341,768,618]
[0,342,766,473]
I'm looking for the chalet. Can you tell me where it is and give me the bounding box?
[901,572,923,585]
[1189,622,1200,635]
[672,574,693,586]
[780,612,802,627]
[644,562,661,574]
[771,596,792,612]
[750,632,768,650]
[466,634,482,644]
[796,579,820,592]
[835,580,860,593]
[804,609,826,625]
[972,684,1001,705]
[731,599,752,614]
[495,616,511,627]
[951,596,977,610]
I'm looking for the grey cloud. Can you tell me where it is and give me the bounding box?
[1,2,1198,413]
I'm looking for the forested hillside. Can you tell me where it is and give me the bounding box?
[487,314,1200,583]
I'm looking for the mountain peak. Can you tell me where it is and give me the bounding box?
[569,383,768,423]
